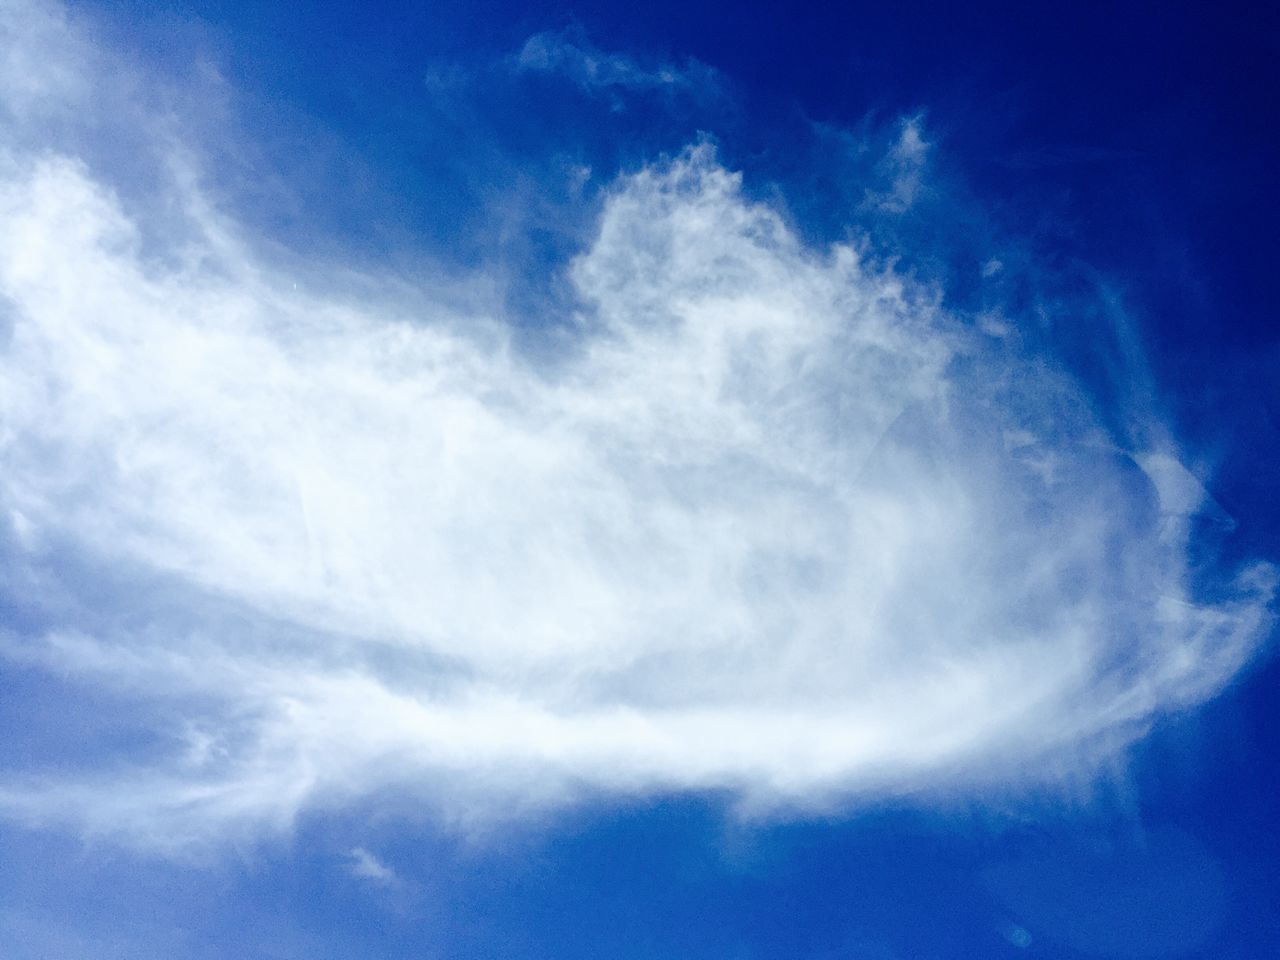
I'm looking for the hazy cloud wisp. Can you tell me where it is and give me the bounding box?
[514,27,722,103]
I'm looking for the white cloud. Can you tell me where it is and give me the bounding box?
[349,847,397,884]
[0,2,1273,852]
[867,115,931,212]
[515,28,722,103]
[0,0,90,121]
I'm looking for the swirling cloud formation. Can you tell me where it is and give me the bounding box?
[0,1,1271,851]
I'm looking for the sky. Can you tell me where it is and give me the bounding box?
[0,1,1278,958]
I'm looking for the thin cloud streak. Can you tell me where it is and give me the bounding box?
[514,27,723,103]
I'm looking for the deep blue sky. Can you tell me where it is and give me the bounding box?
[2,2,1278,958]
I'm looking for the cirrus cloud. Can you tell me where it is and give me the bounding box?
[0,0,1272,853]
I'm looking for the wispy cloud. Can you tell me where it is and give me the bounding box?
[0,0,90,120]
[0,1,1272,853]
[349,847,397,885]
[514,27,722,104]
[866,115,930,212]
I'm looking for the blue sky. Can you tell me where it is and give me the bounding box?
[1,1,1278,958]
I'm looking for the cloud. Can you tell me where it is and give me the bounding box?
[514,27,722,104]
[349,847,397,884]
[866,115,930,212]
[0,2,1273,852]
[0,0,90,121]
